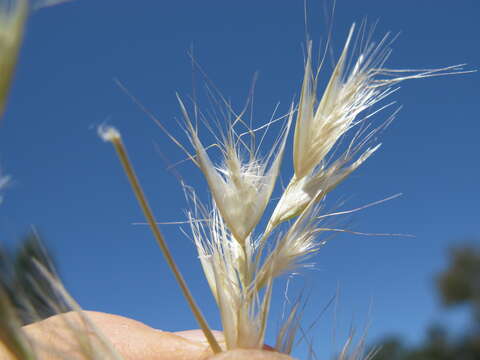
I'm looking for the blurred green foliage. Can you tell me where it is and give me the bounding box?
[371,244,480,360]
[0,232,68,324]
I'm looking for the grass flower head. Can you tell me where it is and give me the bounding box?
[267,23,468,232]
[178,96,292,245]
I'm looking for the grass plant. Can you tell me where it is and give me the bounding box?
[0,1,473,359]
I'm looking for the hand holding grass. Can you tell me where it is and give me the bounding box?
[0,312,291,360]
[0,1,473,359]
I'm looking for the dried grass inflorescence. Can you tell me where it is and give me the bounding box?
[0,1,472,360]
[172,22,467,355]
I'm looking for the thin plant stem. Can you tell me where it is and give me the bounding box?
[105,131,221,354]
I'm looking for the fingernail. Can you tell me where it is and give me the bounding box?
[174,329,215,344]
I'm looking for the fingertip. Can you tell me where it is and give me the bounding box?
[174,329,225,345]
[207,349,295,360]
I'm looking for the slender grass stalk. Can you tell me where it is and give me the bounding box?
[0,0,28,118]
[0,291,35,360]
[99,126,221,354]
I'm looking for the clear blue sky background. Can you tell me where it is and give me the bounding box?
[0,1,478,358]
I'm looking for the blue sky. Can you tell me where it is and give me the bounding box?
[0,0,478,358]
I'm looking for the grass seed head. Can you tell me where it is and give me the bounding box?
[179,96,292,245]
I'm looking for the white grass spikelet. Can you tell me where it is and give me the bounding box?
[267,22,468,233]
[293,23,467,181]
[257,196,326,291]
[179,96,293,245]
[267,143,381,232]
[187,196,264,349]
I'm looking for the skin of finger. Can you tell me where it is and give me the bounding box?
[174,330,274,352]
[80,312,216,360]
[21,311,218,360]
[207,349,295,360]
[20,312,291,360]
[80,312,223,360]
